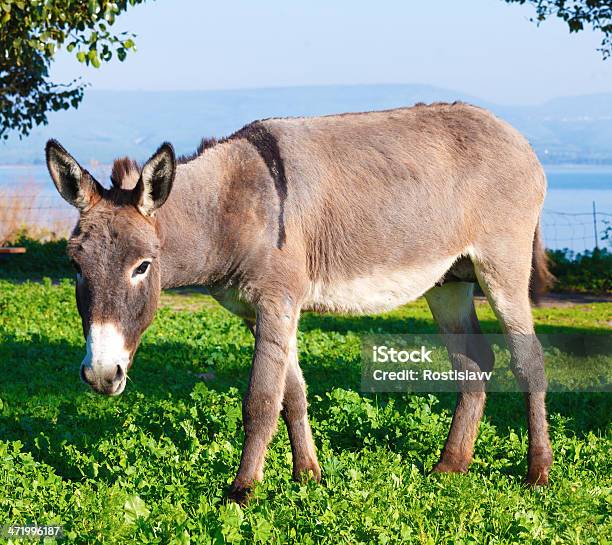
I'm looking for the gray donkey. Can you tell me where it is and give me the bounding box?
[46,102,553,502]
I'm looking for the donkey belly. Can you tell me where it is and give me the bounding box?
[304,254,460,314]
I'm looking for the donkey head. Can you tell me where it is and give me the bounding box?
[46,140,175,395]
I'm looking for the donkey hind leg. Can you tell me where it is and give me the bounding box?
[425,282,494,473]
[243,319,320,483]
[473,248,552,485]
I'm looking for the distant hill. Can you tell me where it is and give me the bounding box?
[1,85,611,165]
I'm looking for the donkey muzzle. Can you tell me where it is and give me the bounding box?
[81,322,130,395]
[80,362,126,395]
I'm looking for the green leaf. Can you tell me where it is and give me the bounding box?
[88,49,100,68]
[251,515,273,542]
[124,495,150,524]
[219,503,244,543]
[76,51,86,63]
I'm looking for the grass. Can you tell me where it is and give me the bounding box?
[0,278,610,544]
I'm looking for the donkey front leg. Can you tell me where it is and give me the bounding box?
[243,318,320,483]
[228,299,299,503]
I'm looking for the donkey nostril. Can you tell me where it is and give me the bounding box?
[114,364,124,383]
[102,365,124,387]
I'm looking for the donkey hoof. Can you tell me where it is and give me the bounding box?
[225,483,253,505]
[431,460,469,474]
[526,449,552,486]
[431,453,470,473]
[526,468,550,487]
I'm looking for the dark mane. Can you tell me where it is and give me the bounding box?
[176,122,272,165]
[177,137,219,164]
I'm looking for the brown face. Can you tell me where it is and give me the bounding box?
[69,206,162,394]
[46,140,175,395]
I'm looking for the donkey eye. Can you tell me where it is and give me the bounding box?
[133,261,151,276]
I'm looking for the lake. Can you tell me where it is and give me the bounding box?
[1,164,610,252]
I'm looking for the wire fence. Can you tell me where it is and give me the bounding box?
[0,193,610,253]
[0,193,77,240]
[541,205,611,252]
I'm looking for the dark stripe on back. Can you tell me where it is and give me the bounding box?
[230,122,288,249]
[176,122,288,248]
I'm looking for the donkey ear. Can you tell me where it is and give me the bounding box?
[45,139,102,212]
[134,142,175,216]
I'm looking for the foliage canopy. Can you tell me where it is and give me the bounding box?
[0,0,145,140]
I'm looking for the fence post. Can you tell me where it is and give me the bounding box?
[592,200,598,250]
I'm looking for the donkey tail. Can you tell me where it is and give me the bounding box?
[530,221,555,305]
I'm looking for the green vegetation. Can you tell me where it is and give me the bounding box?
[0,276,610,544]
[0,236,70,281]
[548,247,612,294]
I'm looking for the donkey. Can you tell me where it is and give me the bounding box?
[46,102,553,502]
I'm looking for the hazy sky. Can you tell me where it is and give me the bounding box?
[50,0,612,105]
